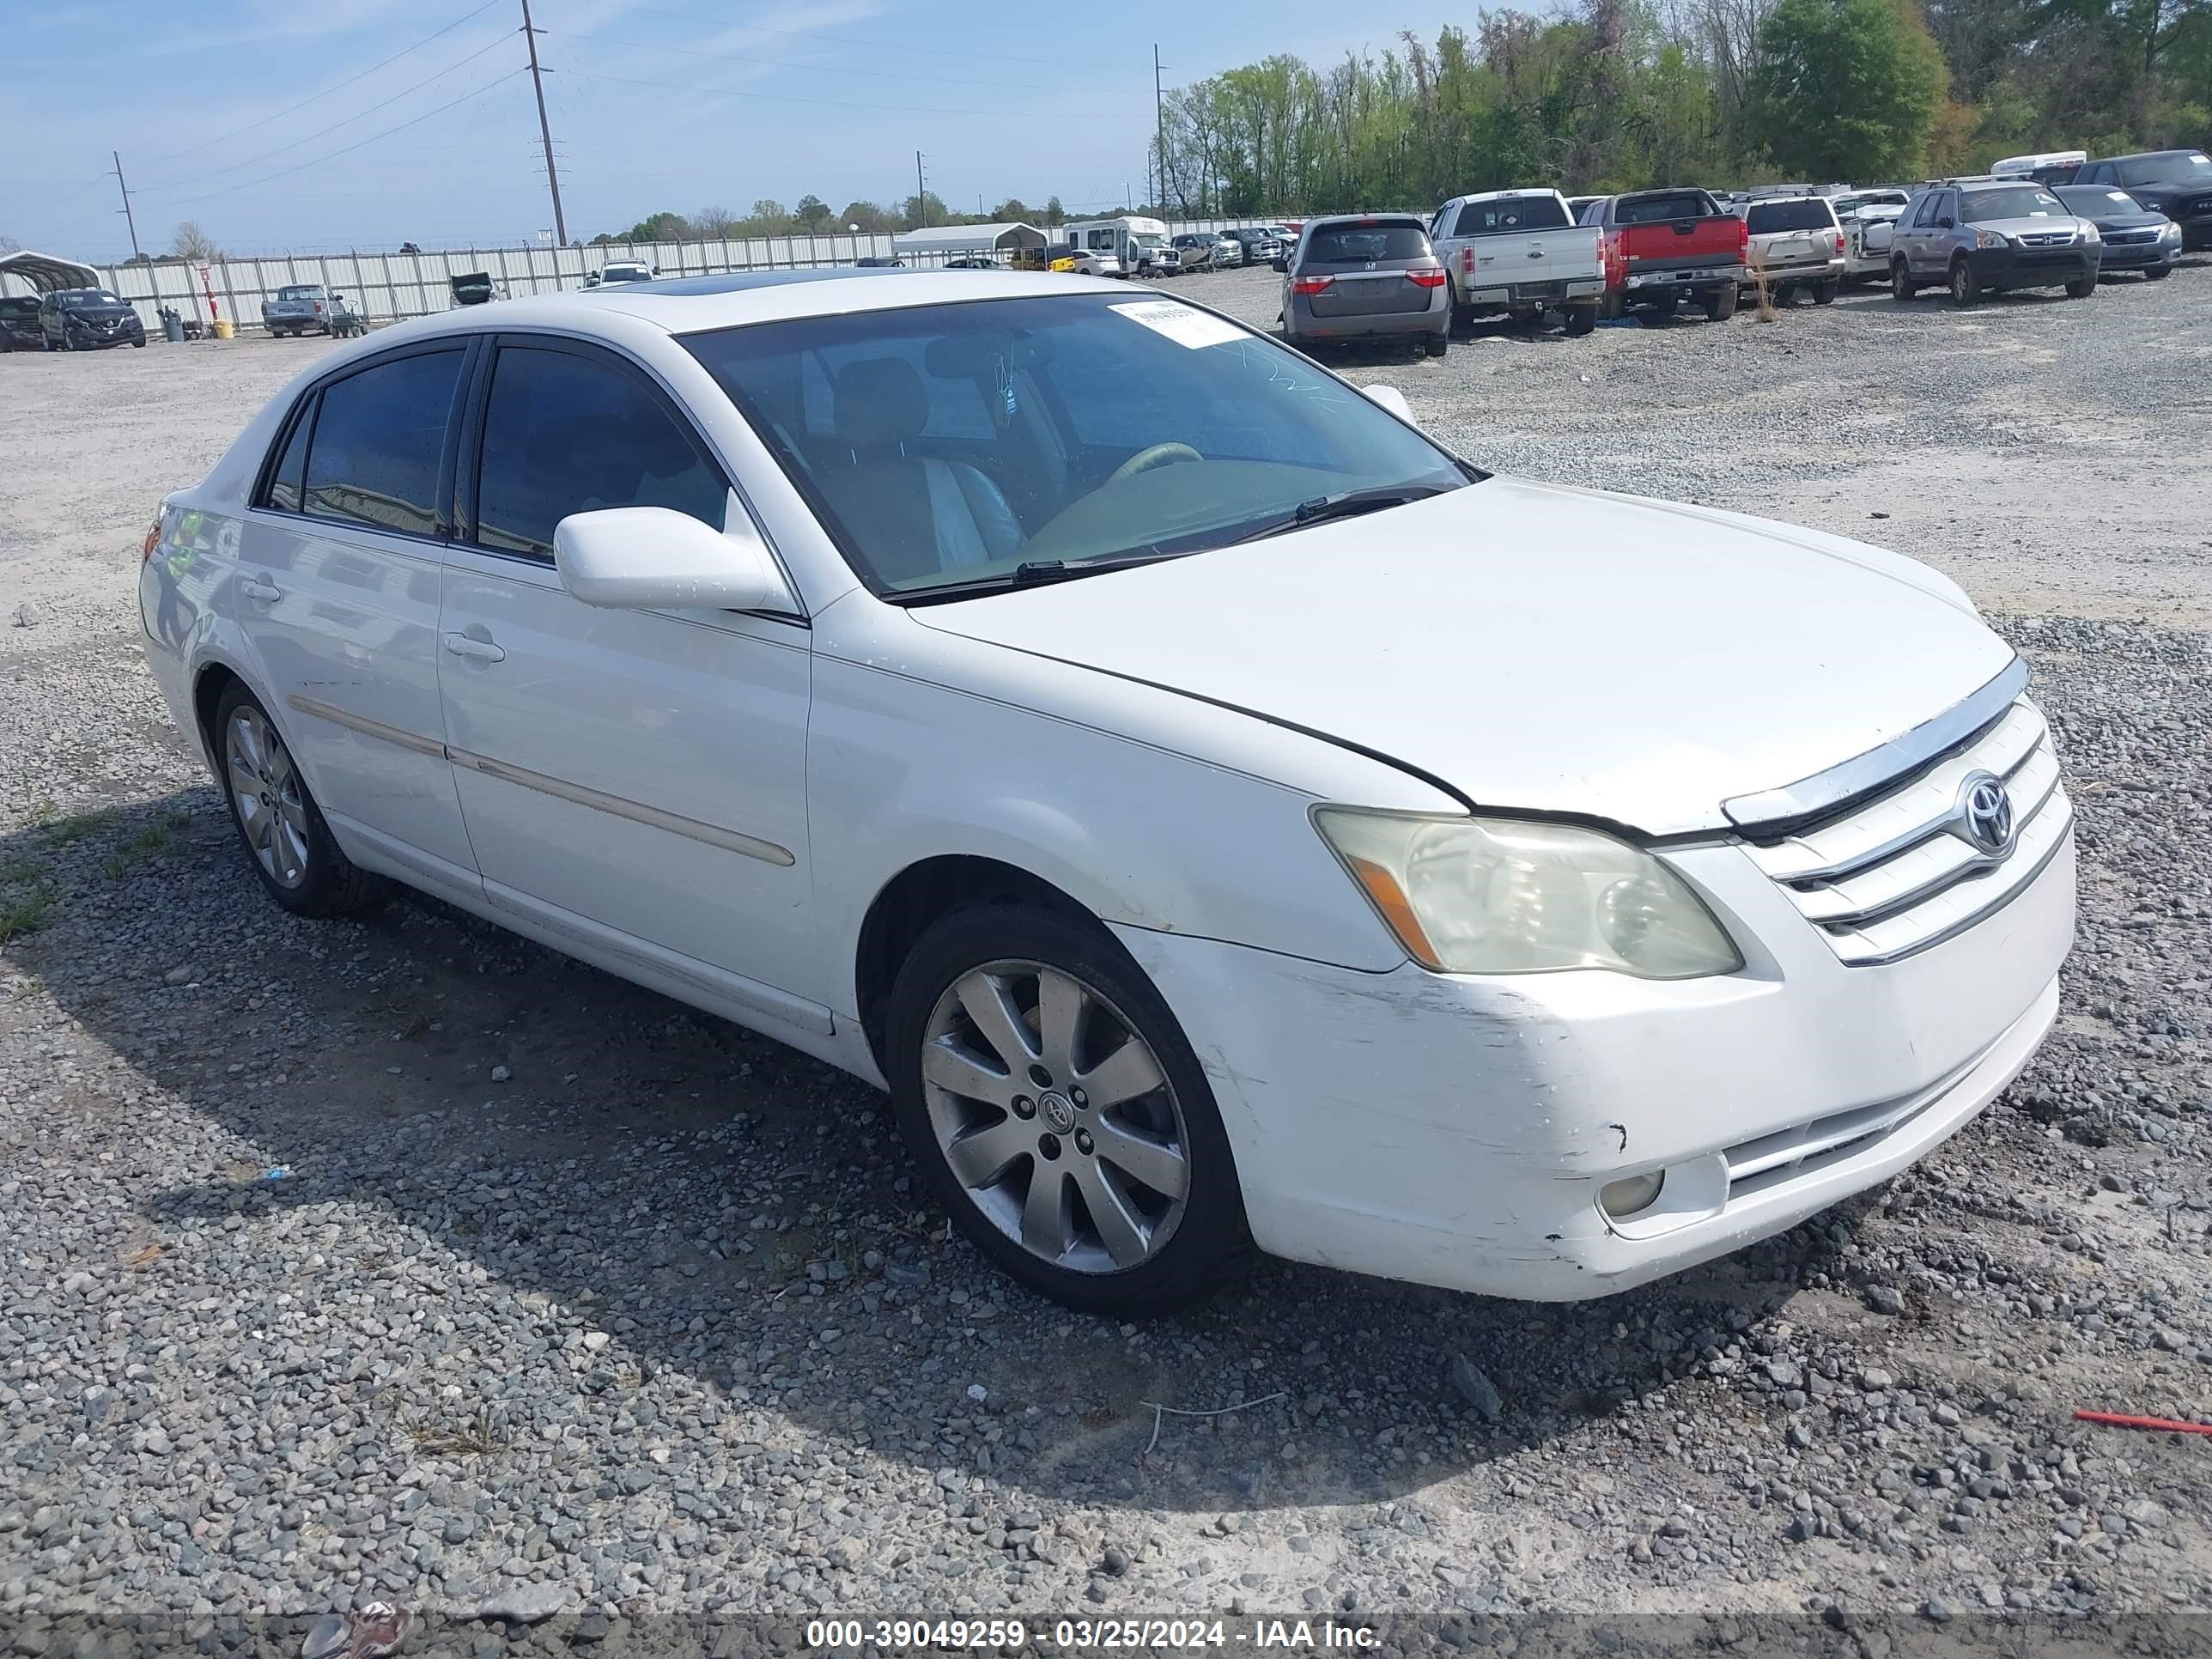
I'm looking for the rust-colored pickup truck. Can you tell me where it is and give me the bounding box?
[1580,188,1748,324]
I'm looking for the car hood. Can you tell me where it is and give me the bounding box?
[912,477,2014,836]
[64,304,137,321]
[2089,210,2172,231]
[1979,215,2089,239]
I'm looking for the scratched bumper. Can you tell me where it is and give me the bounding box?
[1109,832,2072,1301]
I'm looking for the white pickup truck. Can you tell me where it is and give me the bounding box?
[1428,188,1604,336]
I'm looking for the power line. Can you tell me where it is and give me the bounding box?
[533,27,1145,91]
[112,152,142,261]
[156,69,531,207]
[546,65,1043,118]
[155,0,505,166]
[568,0,1122,70]
[136,32,518,196]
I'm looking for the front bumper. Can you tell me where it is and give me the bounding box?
[2097,240,2179,270]
[1966,245,2096,289]
[1115,827,2075,1301]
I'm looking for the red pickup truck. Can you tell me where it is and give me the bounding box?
[1581,188,1748,324]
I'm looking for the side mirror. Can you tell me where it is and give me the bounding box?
[1936,216,1954,229]
[1271,257,1288,273]
[553,506,792,613]
[1360,384,1415,424]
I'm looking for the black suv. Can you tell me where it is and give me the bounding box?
[2074,150,2212,249]
[40,287,146,350]
[0,294,42,351]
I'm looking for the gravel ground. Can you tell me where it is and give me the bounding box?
[3,264,2212,1647]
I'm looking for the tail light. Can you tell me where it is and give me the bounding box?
[1462,246,1475,275]
[1408,270,1447,288]
[1832,231,1845,253]
[141,513,164,565]
[1735,219,1750,255]
[1291,276,1334,295]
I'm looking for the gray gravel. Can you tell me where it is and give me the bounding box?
[3,265,2212,1631]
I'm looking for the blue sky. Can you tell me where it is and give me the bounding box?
[4,0,1468,261]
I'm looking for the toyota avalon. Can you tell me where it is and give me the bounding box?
[137,270,2075,1314]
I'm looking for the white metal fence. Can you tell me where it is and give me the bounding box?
[0,219,1308,334]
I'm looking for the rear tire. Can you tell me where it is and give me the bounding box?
[214,682,386,919]
[2064,273,2097,299]
[1424,331,1448,357]
[1704,284,1737,321]
[886,904,1247,1316]
[1562,305,1595,337]
[1891,259,1917,301]
[1813,278,1840,305]
[1948,258,1978,308]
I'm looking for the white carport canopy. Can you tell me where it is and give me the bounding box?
[890,222,1047,256]
[0,250,104,295]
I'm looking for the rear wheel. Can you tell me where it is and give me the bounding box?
[1704,284,1737,321]
[2064,272,2097,299]
[1813,278,1840,305]
[1891,259,1917,301]
[1948,258,1978,308]
[886,905,1245,1316]
[1424,331,1448,357]
[215,683,386,918]
[1562,304,1596,337]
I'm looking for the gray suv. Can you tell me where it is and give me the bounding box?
[1887,179,2100,308]
[1279,214,1449,356]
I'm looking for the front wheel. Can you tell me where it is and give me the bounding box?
[1948,259,1979,308]
[1891,259,1917,301]
[2144,264,2172,281]
[2064,273,2097,299]
[886,905,1246,1316]
[216,683,386,918]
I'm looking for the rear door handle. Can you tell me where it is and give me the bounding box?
[443,632,506,663]
[240,578,282,604]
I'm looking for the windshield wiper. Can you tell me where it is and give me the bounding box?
[886,550,1187,605]
[1228,483,1453,545]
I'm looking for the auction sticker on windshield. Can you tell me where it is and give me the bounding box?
[1111,299,1246,349]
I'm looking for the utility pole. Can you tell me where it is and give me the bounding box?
[112,151,142,262]
[519,0,567,245]
[1153,46,1166,216]
[915,151,927,226]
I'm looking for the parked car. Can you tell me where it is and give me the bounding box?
[1210,233,1244,268]
[39,287,145,349]
[1991,151,2086,187]
[137,268,2075,1314]
[1280,214,1450,356]
[1832,188,1912,282]
[0,294,43,351]
[2072,149,2212,249]
[1887,179,2100,307]
[1739,194,1847,303]
[448,272,500,307]
[1581,189,1747,323]
[944,257,997,270]
[1169,234,1218,273]
[1427,188,1601,336]
[853,256,906,269]
[1565,195,1602,222]
[2053,185,2181,280]
[1045,244,1121,278]
[587,260,657,286]
[264,283,335,337]
[1222,227,1284,266]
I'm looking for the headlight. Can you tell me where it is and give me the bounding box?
[2078,222,2100,244]
[2162,222,2183,240]
[1313,809,1742,979]
[1972,228,2008,250]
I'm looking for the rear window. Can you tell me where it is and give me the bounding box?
[276,285,324,301]
[1746,199,1837,233]
[1616,192,1717,225]
[1304,223,1431,263]
[1452,197,1570,235]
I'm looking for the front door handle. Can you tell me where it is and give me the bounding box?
[443,632,506,664]
[240,578,282,604]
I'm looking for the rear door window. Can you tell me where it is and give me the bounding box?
[473,343,728,560]
[301,349,466,537]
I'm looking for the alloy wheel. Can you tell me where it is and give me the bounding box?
[224,706,312,889]
[920,959,1190,1274]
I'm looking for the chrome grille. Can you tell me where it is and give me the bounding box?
[2105,228,2159,245]
[1742,698,2071,965]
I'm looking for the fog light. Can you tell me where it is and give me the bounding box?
[1600,1170,1665,1219]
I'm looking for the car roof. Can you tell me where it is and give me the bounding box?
[1303,212,1425,228]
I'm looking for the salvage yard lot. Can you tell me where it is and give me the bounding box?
[3,263,2212,1635]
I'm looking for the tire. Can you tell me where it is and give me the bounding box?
[2064,273,2097,299]
[1704,283,1737,321]
[213,682,386,919]
[1891,259,1917,302]
[885,903,1246,1316]
[1598,289,1624,322]
[1562,304,1595,337]
[1424,331,1448,357]
[2145,264,2172,281]
[131,337,145,348]
[1813,279,1840,305]
[1948,259,1978,309]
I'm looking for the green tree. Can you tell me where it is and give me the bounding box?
[841,200,890,232]
[1746,0,1948,179]
[794,194,832,230]
[611,210,690,243]
[1042,195,1066,226]
[748,198,792,233]
[990,197,1034,222]
[899,191,951,228]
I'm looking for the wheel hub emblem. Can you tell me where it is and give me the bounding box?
[1956,771,2015,857]
[1038,1091,1077,1133]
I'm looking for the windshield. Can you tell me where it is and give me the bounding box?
[2057,186,2142,214]
[60,289,125,308]
[1303,222,1431,263]
[684,293,1469,597]
[1746,199,1836,232]
[2118,153,2211,186]
[1452,197,1570,235]
[1960,185,2067,222]
[276,285,324,301]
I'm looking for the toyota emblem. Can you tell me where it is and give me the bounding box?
[1958,772,2015,857]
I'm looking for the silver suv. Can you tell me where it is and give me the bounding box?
[1887,179,2100,308]
[1740,194,1847,304]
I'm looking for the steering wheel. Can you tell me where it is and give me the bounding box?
[1108,442,1204,484]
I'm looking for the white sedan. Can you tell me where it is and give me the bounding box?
[137,269,2075,1315]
